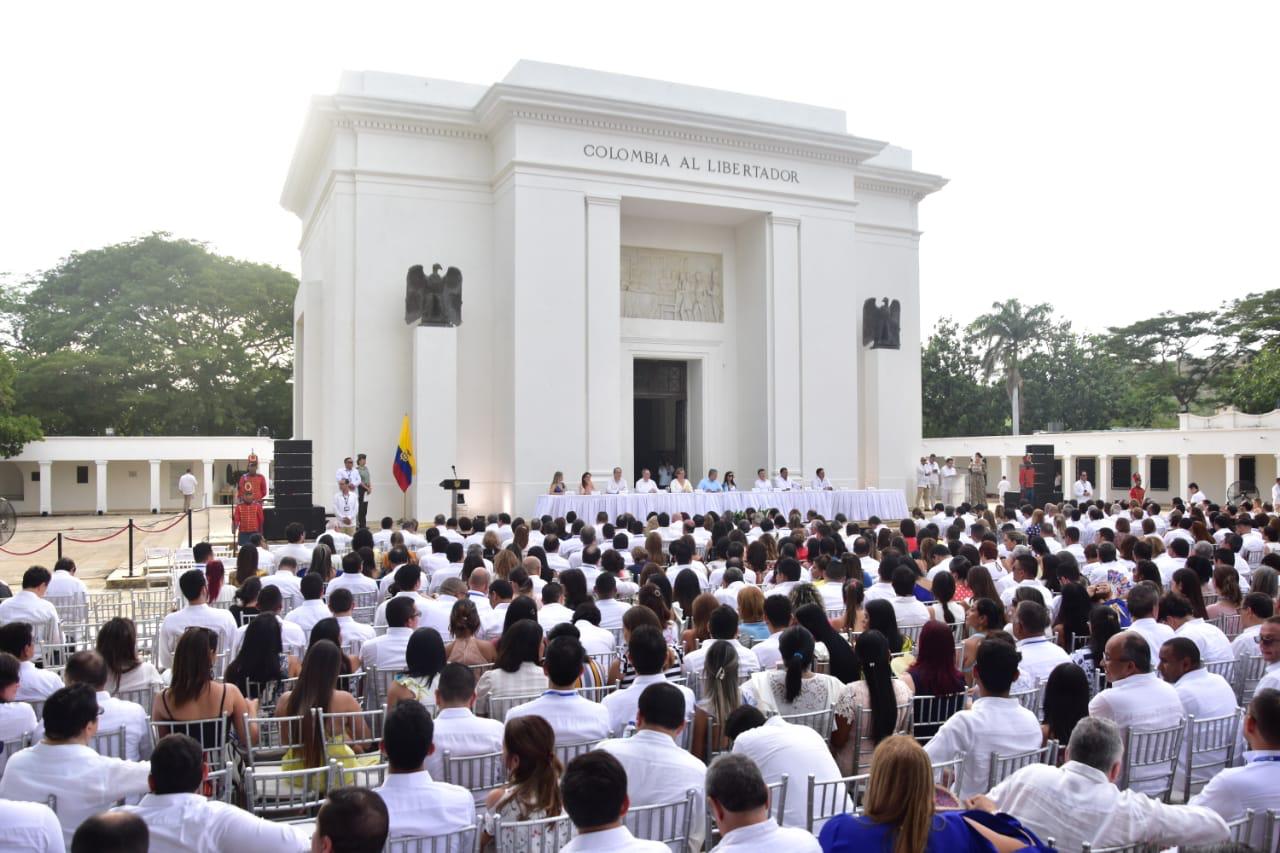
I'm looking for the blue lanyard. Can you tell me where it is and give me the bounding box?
[1249,755,1280,763]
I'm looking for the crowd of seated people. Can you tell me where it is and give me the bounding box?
[0,493,1276,851]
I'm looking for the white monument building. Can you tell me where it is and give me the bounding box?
[282,61,946,518]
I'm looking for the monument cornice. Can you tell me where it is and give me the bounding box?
[854,163,948,201]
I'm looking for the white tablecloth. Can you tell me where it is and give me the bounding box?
[532,489,908,521]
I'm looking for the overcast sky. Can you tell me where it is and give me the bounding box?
[3,1,1277,335]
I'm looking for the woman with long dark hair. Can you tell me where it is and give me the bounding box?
[308,543,333,580]
[1053,582,1092,652]
[681,593,719,656]
[928,572,964,624]
[865,599,913,675]
[830,578,865,634]
[96,616,162,694]
[229,576,262,627]
[1070,604,1120,686]
[794,603,860,683]
[501,597,539,635]
[1041,661,1091,751]
[965,564,1001,605]
[1172,567,1210,619]
[672,569,702,628]
[743,624,843,716]
[557,568,591,611]
[960,598,1004,685]
[481,715,569,850]
[832,630,912,775]
[386,628,447,712]
[275,639,372,772]
[153,628,254,748]
[475,620,546,717]
[223,613,296,701]
[308,617,360,675]
[234,546,259,586]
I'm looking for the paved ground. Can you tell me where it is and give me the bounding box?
[0,509,232,591]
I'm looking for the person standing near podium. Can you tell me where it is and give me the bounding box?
[355,453,372,529]
[334,478,358,536]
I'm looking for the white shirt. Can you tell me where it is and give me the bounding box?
[284,599,331,637]
[177,472,198,496]
[374,591,441,636]
[752,478,772,491]
[682,639,760,679]
[426,707,506,784]
[157,603,237,670]
[602,673,696,737]
[714,819,820,852]
[752,632,784,672]
[326,571,378,596]
[634,478,659,494]
[863,581,894,603]
[605,477,628,495]
[594,598,628,630]
[1088,672,1185,795]
[0,741,151,846]
[1255,660,1280,697]
[16,661,62,702]
[360,626,413,670]
[0,699,38,742]
[1013,636,1071,690]
[45,571,87,604]
[0,799,64,853]
[597,729,706,850]
[336,466,362,487]
[505,690,611,744]
[260,572,303,610]
[335,614,375,644]
[562,825,668,852]
[372,528,395,550]
[813,476,834,491]
[1190,490,1208,504]
[916,465,933,488]
[374,770,475,849]
[1074,479,1093,499]
[576,621,616,658]
[1191,749,1280,849]
[1002,579,1053,610]
[1171,667,1239,789]
[1175,619,1235,664]
[538,602,575,631]
[0,591,62,646]
[731,716,846,832]
[1129,617,1175,657]
[230,614,306,659]
[333,490,358,524]
[118,792,309,853]
[923,695,1044,799]
[93,691,152,761]
[773,475,793,491]
[890,595,930,627]
[990,760,1228,852]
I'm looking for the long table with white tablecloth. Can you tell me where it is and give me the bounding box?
[532,489,909,521]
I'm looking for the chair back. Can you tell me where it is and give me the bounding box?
[1009,682,1044,718]
[318,707,385,754]
[624,788,697,853]
[586,651,614,673]
[115,684,160,711]
[911,693,965,744]
[152,714,231,800]
[766,774,789,825]
[1181,711,1242,802]
[901,624,924,647]
[243,759,334,818]
[243,713,310,768]
[351,591,379,610]
[553,739,601,767]
[1218,613,1242,639]
[47,595,88,624]
[1,733,30,776]
[341,761,388,789]
[987,741,1058,789]
[849,702,912,775]
[804,773,865,833]
[780,707,834,739]
[1237,654,1267,704]
[492,812,573,853]
[1119,721,1185,801]
[363,666,401,710]
[1202,658,1235,684]
[575,683,617,703]
[441,749,507,802]
[385,826,478,853]
[930,752,967,800]
[90,725,128,759]
[488,691,545,722]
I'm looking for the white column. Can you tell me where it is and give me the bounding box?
[1000,456,1012,484]
[1224,453,1236,496]
[1097,454,1110,502]
[38,461,51,516]
[1061,455,1073,499]
[94,460,108,515]
[412,326,458,522]
[202,459,215,509]
[1136,454,1149,499]
[585,195,621,479]
[767,216,802,472]
[1178,454,1190,498]
[148,459,161,513]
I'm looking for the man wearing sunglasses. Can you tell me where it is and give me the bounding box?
[1252,617,1280,698]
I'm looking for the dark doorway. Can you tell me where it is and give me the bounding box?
[633,360,687,482]
[1240,456,1256,488]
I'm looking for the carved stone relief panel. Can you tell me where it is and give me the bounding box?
[620,246,723,323]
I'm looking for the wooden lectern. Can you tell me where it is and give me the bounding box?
[439,478,469,519]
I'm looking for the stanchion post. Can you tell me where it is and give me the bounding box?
[57,532,62,560]
[128,518,135,578]
[188,509,193,548]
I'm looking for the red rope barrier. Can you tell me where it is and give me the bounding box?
[135,513,188,532]
[64,526,129,544]
[0,536,58,556]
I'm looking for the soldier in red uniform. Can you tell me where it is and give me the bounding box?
[233,453,269,546]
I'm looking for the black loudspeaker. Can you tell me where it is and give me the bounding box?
[263,506,325,540]
[274,439,312,454]
[273,479,313,499]
[275,493,313,509]
[1026,443,1055,507]
[273,453,312,470]
[272,464,311,482]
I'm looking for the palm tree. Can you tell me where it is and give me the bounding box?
[968,299,1052,435]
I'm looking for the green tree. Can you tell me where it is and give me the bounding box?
[968,299,1053,435]
[921,318,1007,437]
[2,234,296,436]
[0,350,43,457]
[1104,312,1232,413]
[1222,345,1280,413]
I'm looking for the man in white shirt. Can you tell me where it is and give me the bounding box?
[602,626,695,736]
[634,469,659,494]
[1158,637,1240,792]
[374,700,475,850]
[1009,600,1070,691]
[593,575,628,630]
[506,636,611,745]
[537,582,575,632]
[425,664,506,787]
[1232,593,1272,660]
[1188,483,1208,505]
[115,732,310,852]
[274,523,313,567]
[1190,687,1280,849]
[724,713,837,842]
[1126,581,1175,658]
[889,567,930,626]
[915,458,933,508]
[336,456,361,488]
[978,716,1228,851]
[371,517,396,551]
[597,682,705,850]
[999,555,1053,611]
[46,558,88,606]
[360,597,419,671]
[705,760,822,851]
[751,596,792,672]
[812,466,834,491]
[63,651,152,761]
[924,638,1044,799]
[328,588,375,646]
[1254,617,1280,697]
[157,570,237,670]
[177,467,199,512]
[559,751,669,852]
[940,458,959,505]
[373,565,435,630]
[0,621,64,701]
[285,574,331,637]
[229,586,307,659]
[0,685,151,846]
[0,798,62,853]
[605,467,628,494]
[1160,592,1235,663]
[752,468,772,492]
[333,479,358,535]
[682,607,761,680]
[1073,472,1093,501]
[1088,631,1186,796]
[327,552,378,597]
[260,555,304,611]
[0,567,63,649]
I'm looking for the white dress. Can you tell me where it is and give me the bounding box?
[832,678,914,775]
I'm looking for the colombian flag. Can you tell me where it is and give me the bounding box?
[393,415,415,492]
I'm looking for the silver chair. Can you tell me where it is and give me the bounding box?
[586,651,615,674]
[804,772,866,833]
[115,684,161,711]
[1225,808,1254,844]
[441,749,507,804]
[930,752,967,800]
[987,741,1058,789]
[90,725,128,759]
[1218,613,1242,640]
[575,683,617,703]
[1237,653,1267,704]
[151,715,232,800]
[849,701,913,774]
[1079,843,1155,853]
[553,739,601,767]
[339,761,388,789]
[901,624,924,647]
[1,733,30,776]
[47,595,88,625]
[487,691,544,722]
[1119,721,1185,802]
[1202,658,1235,684]
[363,666,402,710]
[624,788,697,853]
[1009,682,1044,718]
[242,713,309,769]
[1181,710,1242,802]
[492,812,573,852]
[318,707,385,755]
[243,759,334,819]
[911,693,965,744]
[780,707,834,739]
[385,826,478,853]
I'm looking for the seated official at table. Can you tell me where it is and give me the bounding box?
[697,469,724,492]
[635,469,659,494]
